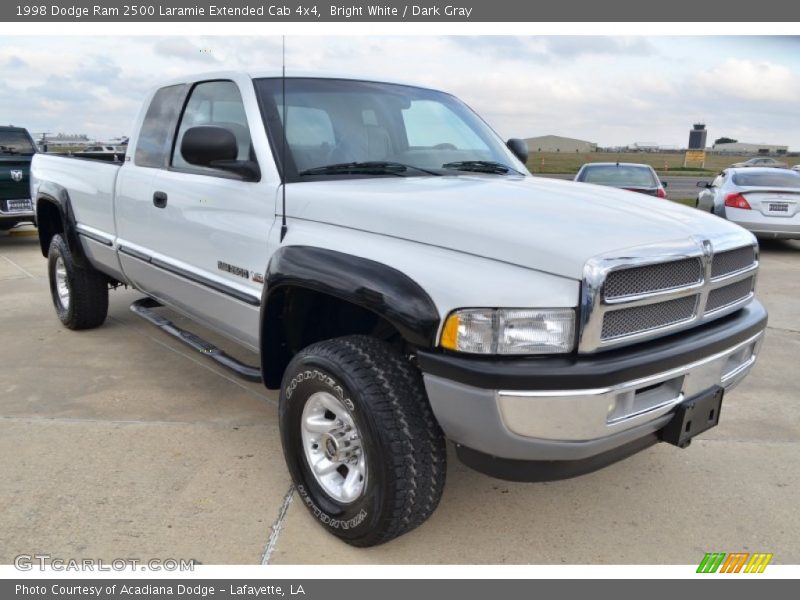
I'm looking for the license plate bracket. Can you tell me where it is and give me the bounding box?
[661,386,724,448]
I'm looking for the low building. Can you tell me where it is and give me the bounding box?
[712,142,788,155]
[525,135,597,153]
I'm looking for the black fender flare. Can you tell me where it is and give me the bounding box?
[35,182,89,268]
[259,246,441,387]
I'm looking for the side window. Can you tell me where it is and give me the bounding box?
[401,100,488,151]
[172,80,254,172]
[134,84,186,168]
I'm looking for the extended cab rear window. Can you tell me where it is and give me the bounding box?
[732,171,800,188]
[134,84,187,168]
[0,129,35,155]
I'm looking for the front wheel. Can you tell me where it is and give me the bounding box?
[279,335,446,547]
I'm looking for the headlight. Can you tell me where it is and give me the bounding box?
[440,308,575,355]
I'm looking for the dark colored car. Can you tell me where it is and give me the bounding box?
[0,125,36,230]
[574,162,668,199]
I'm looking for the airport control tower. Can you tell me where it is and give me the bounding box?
[689,124,707,150]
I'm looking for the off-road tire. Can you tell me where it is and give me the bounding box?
[279,335,447,547]
[47,234,108,330]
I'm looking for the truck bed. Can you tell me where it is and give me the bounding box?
[31,152,122,240]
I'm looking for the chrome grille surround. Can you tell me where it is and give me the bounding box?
[579,232,759,352]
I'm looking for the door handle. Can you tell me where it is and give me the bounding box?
[153,191,168,209]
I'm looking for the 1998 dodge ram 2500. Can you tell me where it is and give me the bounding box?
[31,72,768,546]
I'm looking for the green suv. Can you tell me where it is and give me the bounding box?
[1,125,36,230]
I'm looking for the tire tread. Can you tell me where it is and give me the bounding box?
[290,335,446,546]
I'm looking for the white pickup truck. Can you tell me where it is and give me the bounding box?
[31,71,767,546]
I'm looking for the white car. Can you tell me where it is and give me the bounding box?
[697,167,800,240]
[31,71,767,546]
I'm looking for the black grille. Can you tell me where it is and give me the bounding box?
[604,258,703,300]
[601,295,698,340]
[711,246,755,279]
[706,277,754,313]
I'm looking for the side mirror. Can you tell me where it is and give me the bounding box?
[506,138,528,165]
[696,181,710,188]
[180,126,260,180]
[661,181,668,188]
[181,126,237,166]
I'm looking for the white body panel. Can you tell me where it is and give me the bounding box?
[286,175,744,281]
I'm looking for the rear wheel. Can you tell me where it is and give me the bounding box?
[47,234,109,329]
[279,335,446,547]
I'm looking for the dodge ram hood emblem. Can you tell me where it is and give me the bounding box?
[10,169,24,182]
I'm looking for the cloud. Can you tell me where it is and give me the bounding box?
[542,36,654,59]
[0,36,798,148]
[75,55,122,85]
[153,37,220,63]
[5,55,27,68]
[447,36,655,63]
[693,58,800,103]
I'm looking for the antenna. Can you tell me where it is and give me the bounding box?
[279,36,288,242]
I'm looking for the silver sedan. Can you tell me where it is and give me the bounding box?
[696,167,800,240]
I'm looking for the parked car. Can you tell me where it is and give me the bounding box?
[0,125,36,230]
[730,157,787,169]
[77,145,125,162]
[31,71,767,546]
[574,162,668,198]
[792,165,800,172]
[696,167,800,240]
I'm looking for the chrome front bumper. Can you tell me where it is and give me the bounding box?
[495,331,763,442]
[420,300,767,464]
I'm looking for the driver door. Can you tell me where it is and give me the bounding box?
[144,79,278,351]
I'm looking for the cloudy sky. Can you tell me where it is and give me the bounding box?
[1,35,799,148]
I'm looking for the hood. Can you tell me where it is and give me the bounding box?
[287,175,748,280]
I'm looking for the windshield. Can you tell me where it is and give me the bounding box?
[732,171,800,188]
[0,130,35,155]
[577,164,657,187]
[254,78,523,180]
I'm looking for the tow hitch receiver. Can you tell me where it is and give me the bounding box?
[661,386,724,448]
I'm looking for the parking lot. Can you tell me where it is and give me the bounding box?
[1,226,798,565]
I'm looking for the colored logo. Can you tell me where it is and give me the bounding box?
[697,552,773,573]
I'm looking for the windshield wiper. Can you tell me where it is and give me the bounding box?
[441,160,520,175]
[298,161,440,177]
